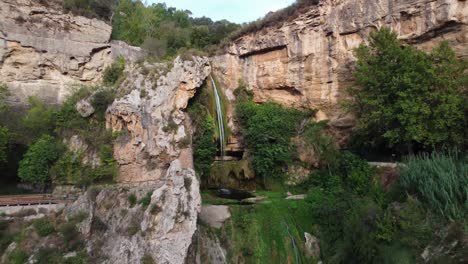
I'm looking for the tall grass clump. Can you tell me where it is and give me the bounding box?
[399,151,467,220]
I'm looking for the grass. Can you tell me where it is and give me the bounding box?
[204,191,315,263]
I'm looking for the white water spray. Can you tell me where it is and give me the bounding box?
[211,75,225,159]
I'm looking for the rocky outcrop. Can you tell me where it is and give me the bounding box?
[213,0,467,131]
[106,56,211,182]
[0,0,141,105]
[66,160,201,264]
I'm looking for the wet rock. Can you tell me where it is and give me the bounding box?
[199,205,231,229]
[304,232,321,259]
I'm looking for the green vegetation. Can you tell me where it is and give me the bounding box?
[188,83,216,178]
[7,249,28,264]
[399,151,467,220]
[128,193,137,208]
[0,126,8,163]
[236,86,305,184]
[33,218,56,237]
[138,191,153,208]
[349,28,467,154]
[18,135,65,186]
[103,57,125,86]
[112,0,239,58]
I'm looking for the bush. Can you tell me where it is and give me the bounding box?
[187,88,217,177]
[35,248,62,264]
[138,191,153,208]
[399,151,467,220]
[91,89,116,121]
[18,135,65,185]
[102,57,125,86]
[302,121,338,166]
[7,249,28,264]
[21,97,56,144]
[128,193,137,208]
[337,151,373,195]
[33,218,55,237]
[236,99,305,183]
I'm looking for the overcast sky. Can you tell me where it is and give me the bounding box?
[147,0,296,24]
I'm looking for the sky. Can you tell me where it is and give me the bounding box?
[147,0,296,24]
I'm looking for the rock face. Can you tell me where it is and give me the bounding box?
[0,0,141,105]
[65,56,209,263]
[213,0,467,126]
[106,56,211,183]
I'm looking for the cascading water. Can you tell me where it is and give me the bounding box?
[211,75,226,159]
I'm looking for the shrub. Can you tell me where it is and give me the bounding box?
[128,193,137,208]
[7,249,28,264]
[138,191,153,209]
[399,151,467,220]
[21,96,56,144]
[91,89,116,121]
[141,254,155,264]
[302,121,338,166]
[236,99,305,183]
[18,135,65,185]
[35,248,62,264]
[33,218,55,237]
[187,91,216,177]
[337,151,373,195]
[127,221,140,236]
[87,186,101,202]
[103,57,125,86]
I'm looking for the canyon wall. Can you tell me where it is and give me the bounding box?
[0,0,140,105]
[213,0,467,141]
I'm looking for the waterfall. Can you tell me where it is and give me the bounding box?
[210,75,225,159]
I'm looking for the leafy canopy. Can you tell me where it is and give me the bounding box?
[18,135,65,185]
[349,28,467,153]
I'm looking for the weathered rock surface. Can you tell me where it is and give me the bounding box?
[0,0,141,105]
[304,232,321,259]
[66,160,201,264]
[199,205,231,229]
[213,0,467,142]
[106,56,211,182]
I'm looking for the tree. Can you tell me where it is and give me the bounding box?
[18,135,65,186]
[21,97,56,144]
[349,28,467,153]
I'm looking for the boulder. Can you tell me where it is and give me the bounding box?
[304,232,321,259]
[76,99,95,118]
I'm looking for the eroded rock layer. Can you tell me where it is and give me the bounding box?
[213,0,467,123]
[0,0,140,105]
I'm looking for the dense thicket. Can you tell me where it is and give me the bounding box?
[349,28,467,154]
[111,0,239,58]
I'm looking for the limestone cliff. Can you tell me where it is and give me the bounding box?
[213,0,467,143]
[0,0,141,105]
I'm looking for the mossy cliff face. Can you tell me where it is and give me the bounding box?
[212,0,467,138]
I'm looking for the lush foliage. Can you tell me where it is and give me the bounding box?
[236,88,304,183]
[112,0,239,57]
[399,151,467,220]
[21,97,56,144]
[349,28,467,153]
[18,135,65,186]
[188,86,217,178]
